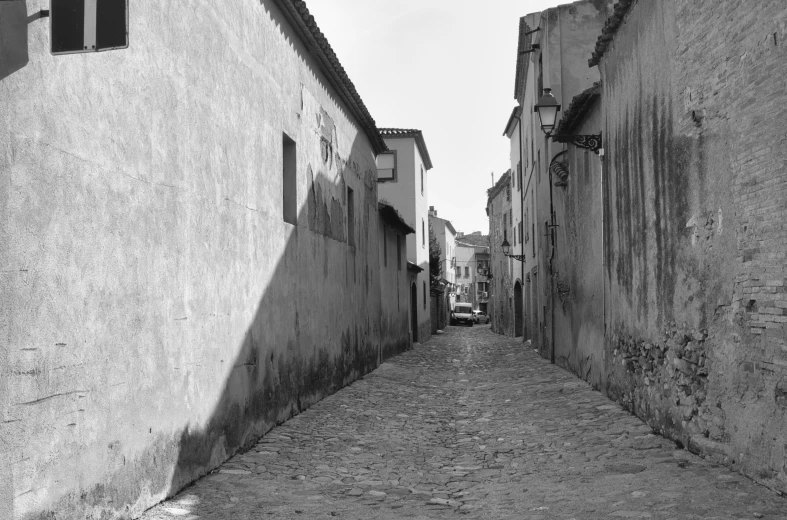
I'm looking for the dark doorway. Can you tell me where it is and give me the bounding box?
[411,283,418,343]
[525,276,532,340]
[531,271,539,349]
[514,281,523,338]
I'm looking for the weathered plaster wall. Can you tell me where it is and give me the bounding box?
[600,0,787,493]
[531,0,608,361]
[487,177,514,337]
[552,102,605,389]
[379,222,411,361]
[378,138,430,344]
[0,0,390,517]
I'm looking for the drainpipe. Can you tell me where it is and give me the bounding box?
[517,112,525,341]
[545,133,563,364]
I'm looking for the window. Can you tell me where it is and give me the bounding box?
[383,226,387,267]
[456,267,461,278]
[464,266,469,278]
[422,219,425,248]
[347,187,355,247]
[397,235,402,270]
[423,281,427,309]
[282,133,297,225]
[519,222,523,245]
[421,166,424,195]
[51,0,129,54]
[517,161,522,191]
[532,192,536,257]
[503,213,508,241]
[377,151,396,181]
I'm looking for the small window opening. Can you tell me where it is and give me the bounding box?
[282,133,297,225]
[397,235,402,270]
[347,187,355,247]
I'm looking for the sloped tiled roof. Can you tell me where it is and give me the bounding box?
[379,203,415,235]
[514,17,535,101]
[271,0,387,154]
[553,82,601,137]
[378,128,434,170]
[377,202,415,235]
[456,235,490,249]
[588,0,637,67]
[487,169,511,202]
[503,106,523,137]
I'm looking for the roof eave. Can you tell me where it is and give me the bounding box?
[588,0,637,67]
[271,0,387,155]
[503,106,523,137]
[379,203,415,234]
[553,82,602,137]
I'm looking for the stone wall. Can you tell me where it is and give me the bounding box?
[599,0,787,493]
[487,173,514,337]
[0,0,396,517]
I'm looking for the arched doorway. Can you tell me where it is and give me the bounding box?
[411,283,418,343]
[514,281,523,337]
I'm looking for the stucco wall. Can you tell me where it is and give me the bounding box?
[378,138,430,344]
[600,0,787,494]
[487,180,514,337]
[551,102,605,389]
[530,0,607,361]
[379,222,411,361]
[0,1,391,517]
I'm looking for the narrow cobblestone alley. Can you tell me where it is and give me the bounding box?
[143,327,786,520]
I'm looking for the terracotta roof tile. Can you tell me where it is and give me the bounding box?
[588,0,637,67]
[378,128,433,170]
[514,18,534,101]
[271,0,387,154]
[379,203,415,234]
[553,82,601,137]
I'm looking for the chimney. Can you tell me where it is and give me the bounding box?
[429,206,437,217]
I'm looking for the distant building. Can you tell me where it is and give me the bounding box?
[455,234,491,314]
[377,128,434,343]
[429,206,457,328]
[487,171,514,335]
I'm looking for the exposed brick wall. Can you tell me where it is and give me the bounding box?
[600,0,787,493]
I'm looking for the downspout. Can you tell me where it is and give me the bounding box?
[547,135,558,364]
[517,111,525,342]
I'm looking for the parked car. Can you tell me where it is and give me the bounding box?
[473,310,490,324]
[451,303,474,326]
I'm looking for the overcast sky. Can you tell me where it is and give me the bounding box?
[306,0,565,234]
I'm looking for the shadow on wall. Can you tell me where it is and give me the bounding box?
[3,1,402,516]
[0,2,31,82]
[164,8,385,512]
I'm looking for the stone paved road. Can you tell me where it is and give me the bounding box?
[142,326,787,520]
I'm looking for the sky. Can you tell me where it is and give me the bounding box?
[306,0,565,235]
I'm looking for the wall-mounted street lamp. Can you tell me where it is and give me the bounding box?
[533,88,562,136]
[500,239,527,262]
[534,87,602,154]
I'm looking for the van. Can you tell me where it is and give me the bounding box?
[451,303,474,326]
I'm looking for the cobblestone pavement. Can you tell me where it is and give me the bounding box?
[143,326,787,520]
